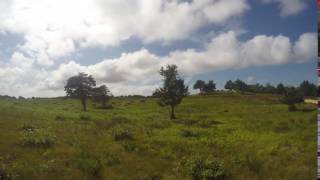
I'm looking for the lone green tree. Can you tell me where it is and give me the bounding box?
[276,83,286,94]
[64,73,96,111]
[92,85,111,109]
[156,64,188,119]
[193,80,206,94]
[224,80,234,91]
[203,80,216,93]
[281,87,304,111]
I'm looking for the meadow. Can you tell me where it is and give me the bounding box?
[0,92,316,179]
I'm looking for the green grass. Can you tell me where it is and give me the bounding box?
[0,92,316,179]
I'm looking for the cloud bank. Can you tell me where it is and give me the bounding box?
[0,31,315,97]
[0,0,315,97]
[0,0,248,66]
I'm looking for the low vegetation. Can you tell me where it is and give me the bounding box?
[0,91,316,179]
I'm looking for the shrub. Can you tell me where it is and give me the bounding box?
[111,116,130,125]
[147,120,171,129]
[198,120,221,128]
[173,119,198,126]
[104,153,121,166]
[20,123,36,132]
[139,173,163,180]
[180,129,200,138]
[94,120,112,130]
[159,148,176,160]
[20,130,56,148]
[122,142,139,152]
[111,125,134,141]
[79,114,91,121]
[244,154,262,175]
[73,156,104,180]
[179,155,227,180]
[55,114,66,121]
[94,116,131,131]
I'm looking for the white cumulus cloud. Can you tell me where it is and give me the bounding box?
[262,0,308,17]
[24,32,315,97]
[0,0,249,66]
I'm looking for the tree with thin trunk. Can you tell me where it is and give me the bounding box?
[64,72,96,111]
[155,64,188,119]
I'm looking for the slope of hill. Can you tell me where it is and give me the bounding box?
[0,92,316,179]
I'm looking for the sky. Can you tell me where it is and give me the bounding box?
[0,0,317,97]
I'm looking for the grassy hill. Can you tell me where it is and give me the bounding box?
[0,92,316,179]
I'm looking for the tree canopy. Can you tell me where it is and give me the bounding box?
[92,85,112,109]
[281,87,304,111]
[64,73,96,111]
[193,80,216,94]
[155,64,188,119]
[299,80,317,97]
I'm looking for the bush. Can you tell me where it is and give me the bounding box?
[173,119,198,126]
[111,116,130,125]
[179,155,227,180]
[111,125,134,141]
[122,142,139,152]
[198,120,221,128]
[180,129,200,138]
[55,114,66,121]
[20,123,36,132]
[79,114,91,121]
[104,153,121,166]
[73,156,104,180]
[20,130,56,148]
[139,173,163,180]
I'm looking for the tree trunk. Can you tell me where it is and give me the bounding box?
[170,105,176,119]
[81,97,87,111]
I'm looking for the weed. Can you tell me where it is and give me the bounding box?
[111,125,134,141]
[19,123,36,132]
[79,114,91,121]
[180,129,200,138]
[73,155,104,180]
[55,114,66,121]
[111,116,131,125]
[178,155,227,180]
[20,130,56,148]
[122,142,139,152]
[104,153,121,166]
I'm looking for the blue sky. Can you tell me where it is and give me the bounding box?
[0,0,317,97]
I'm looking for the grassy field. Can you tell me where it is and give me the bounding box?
[0,92,316,179]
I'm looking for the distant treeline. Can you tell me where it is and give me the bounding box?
[224,79,317,97]
[191,79,317,97]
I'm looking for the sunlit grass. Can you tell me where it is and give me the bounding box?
[0,92,316,179]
